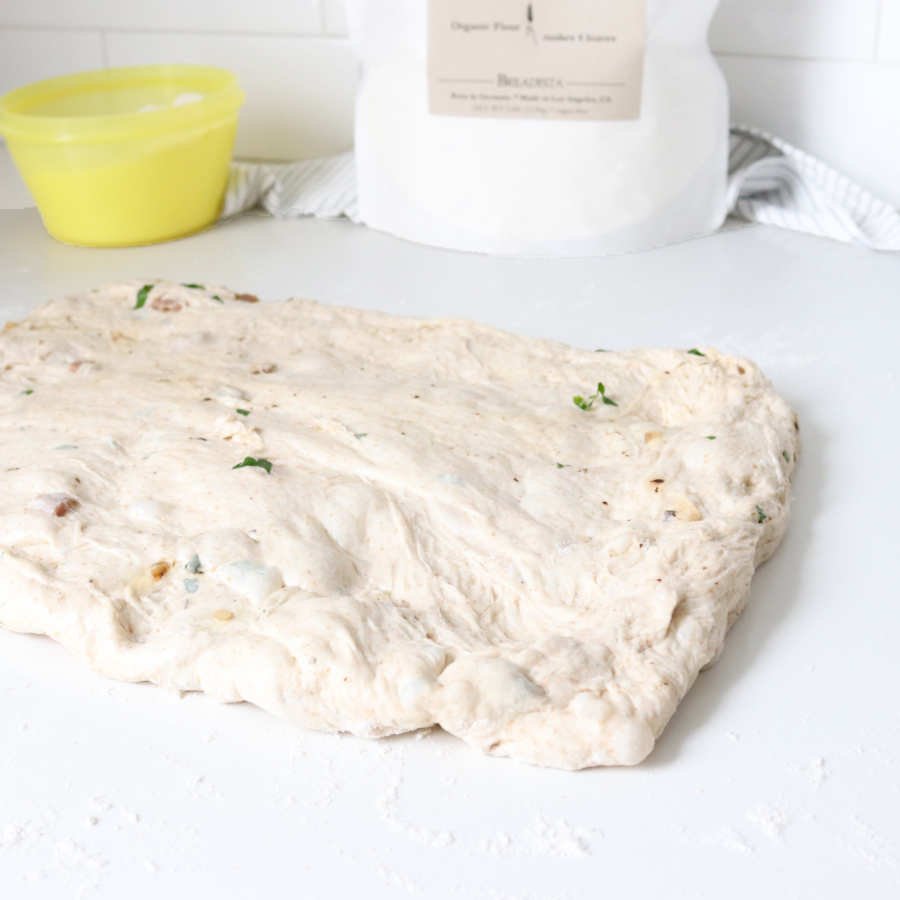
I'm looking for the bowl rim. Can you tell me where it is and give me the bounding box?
[0,64,245,143]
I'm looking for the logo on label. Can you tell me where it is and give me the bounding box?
[525,3,538,43]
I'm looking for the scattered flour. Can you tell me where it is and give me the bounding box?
[377,777,456,849]
[0,822,30,848]
[479,815,596,858]
[54,838,108,872]
[52,838,109,898]
[89,796,113,815]
[306,758,341,809]
[801,756,828,789]
[376,863,419,894]
[480,832,513,856]
[186,774,220,801]
[846,816,898,871]
[687,826,755,855]
[528,816,595,858]
[746,804,788,840]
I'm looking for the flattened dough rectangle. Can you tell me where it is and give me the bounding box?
[0,282,797,768]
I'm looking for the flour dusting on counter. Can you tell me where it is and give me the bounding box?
[480,816,597,859]
[0,281,797,769]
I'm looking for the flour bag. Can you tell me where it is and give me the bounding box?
[349,0,728,256]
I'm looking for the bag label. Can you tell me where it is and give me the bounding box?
[428,0,646,121]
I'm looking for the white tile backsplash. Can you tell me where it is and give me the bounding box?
[0,0,322,34]
[0,28,104,210]
[323,0,349,36]
[0,146,32,208]
[720,55,900,207]
[878,0,900,60]
[1,2,898,211]
[105,32,356,160]
[710,0,882,60]
[0,28,104,95]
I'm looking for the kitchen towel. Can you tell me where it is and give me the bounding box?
[222,128,900,252]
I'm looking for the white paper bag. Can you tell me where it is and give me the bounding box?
[349,0,728,256]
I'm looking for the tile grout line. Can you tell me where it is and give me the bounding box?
[320,0,350,37]
[713,49,860,65]
[0,25,896,65]
[0,23,887,61]
[0,23,343,39]
[873,0,886,61]
[99,29,109,68]
[714,49,900,67]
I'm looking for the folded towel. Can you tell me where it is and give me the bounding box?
[223,129,900,252]
[727,126,900,251]
[223,152,359,223]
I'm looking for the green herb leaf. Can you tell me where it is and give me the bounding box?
[233,456,273,474]
[211,294,224,304]
[594,348,608,353]
[134,284,153,310]
[782,450,790,463]
[353,432,368,440]
[755,504,768,524]
[235,408,250,416]
[706,435,716,440]
[182,282,204,290]
[687,348,706,357]
[556,462,569,469]
[573,381,618,411]
[21,388,34,396]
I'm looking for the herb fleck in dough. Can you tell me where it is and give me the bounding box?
[0,281,798,769]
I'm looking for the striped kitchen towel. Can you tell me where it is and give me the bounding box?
[727,126,900,251]
[223,129,900,251]
[223,152,360,223]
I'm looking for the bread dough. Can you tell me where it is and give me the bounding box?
[0,282,797,768]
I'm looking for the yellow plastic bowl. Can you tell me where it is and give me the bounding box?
[0,65,244,246]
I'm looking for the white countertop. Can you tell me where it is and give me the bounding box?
[1,209,898,900]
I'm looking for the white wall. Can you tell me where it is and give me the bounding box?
[1,0,898,209]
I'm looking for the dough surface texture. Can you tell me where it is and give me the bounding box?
[0,282,797,768]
